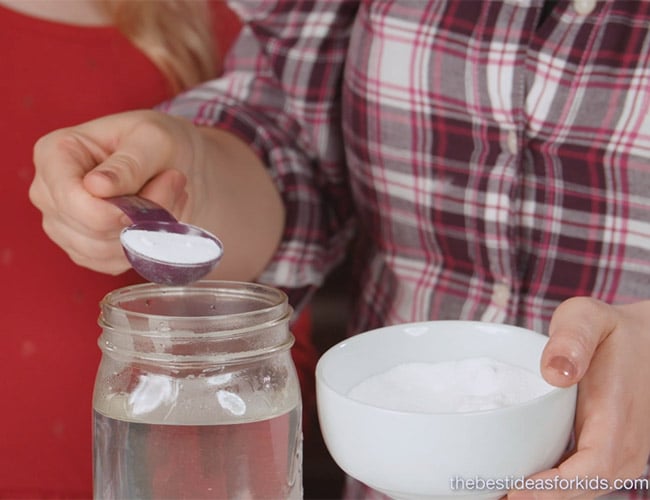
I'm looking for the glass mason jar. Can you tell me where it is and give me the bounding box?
[92,281,302,499]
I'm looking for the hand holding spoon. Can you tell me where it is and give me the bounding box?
[107,195,223,286]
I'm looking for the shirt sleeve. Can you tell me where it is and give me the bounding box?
[160,0,360,309]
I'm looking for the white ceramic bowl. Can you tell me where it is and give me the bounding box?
[316,321,577,500]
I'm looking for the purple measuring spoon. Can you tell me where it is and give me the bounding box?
[107,195,223,286]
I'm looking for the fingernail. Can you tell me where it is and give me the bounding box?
[548,355,577,379]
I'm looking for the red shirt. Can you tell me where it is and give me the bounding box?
[0,3,259,498]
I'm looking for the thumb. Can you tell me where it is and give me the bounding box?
[541,297,618,387]
[81,115,180,198]
[83,154,143,197]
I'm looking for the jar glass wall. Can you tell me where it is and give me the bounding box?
[93,281,302,499]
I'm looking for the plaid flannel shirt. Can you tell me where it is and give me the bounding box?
[163,1,650,497]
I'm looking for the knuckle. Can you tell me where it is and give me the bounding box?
[556,296,604,320]
[32,129,63,164]
[27,180,43,208]
[552,297,611,352]
[105,153,142,187]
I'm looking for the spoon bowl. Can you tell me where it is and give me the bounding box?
[120,220,224,285]
[108,195,223,285]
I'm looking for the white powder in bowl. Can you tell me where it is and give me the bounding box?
[347,356,553,413]
[121,229,223,265]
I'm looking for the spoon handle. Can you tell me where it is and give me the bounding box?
[107,195,178,224]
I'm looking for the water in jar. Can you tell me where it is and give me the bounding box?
[93,406,301,499]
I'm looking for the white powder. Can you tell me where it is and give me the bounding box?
[347,357,553,413]
[121,229,223,265]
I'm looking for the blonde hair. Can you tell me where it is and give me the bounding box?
[102,0,220,93]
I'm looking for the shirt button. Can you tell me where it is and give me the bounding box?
[492,283,510,308]
[573,0,596,15]
[507,131,518,155]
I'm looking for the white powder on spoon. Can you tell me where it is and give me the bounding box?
[121,229,223,265]
[347,356,553,413]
